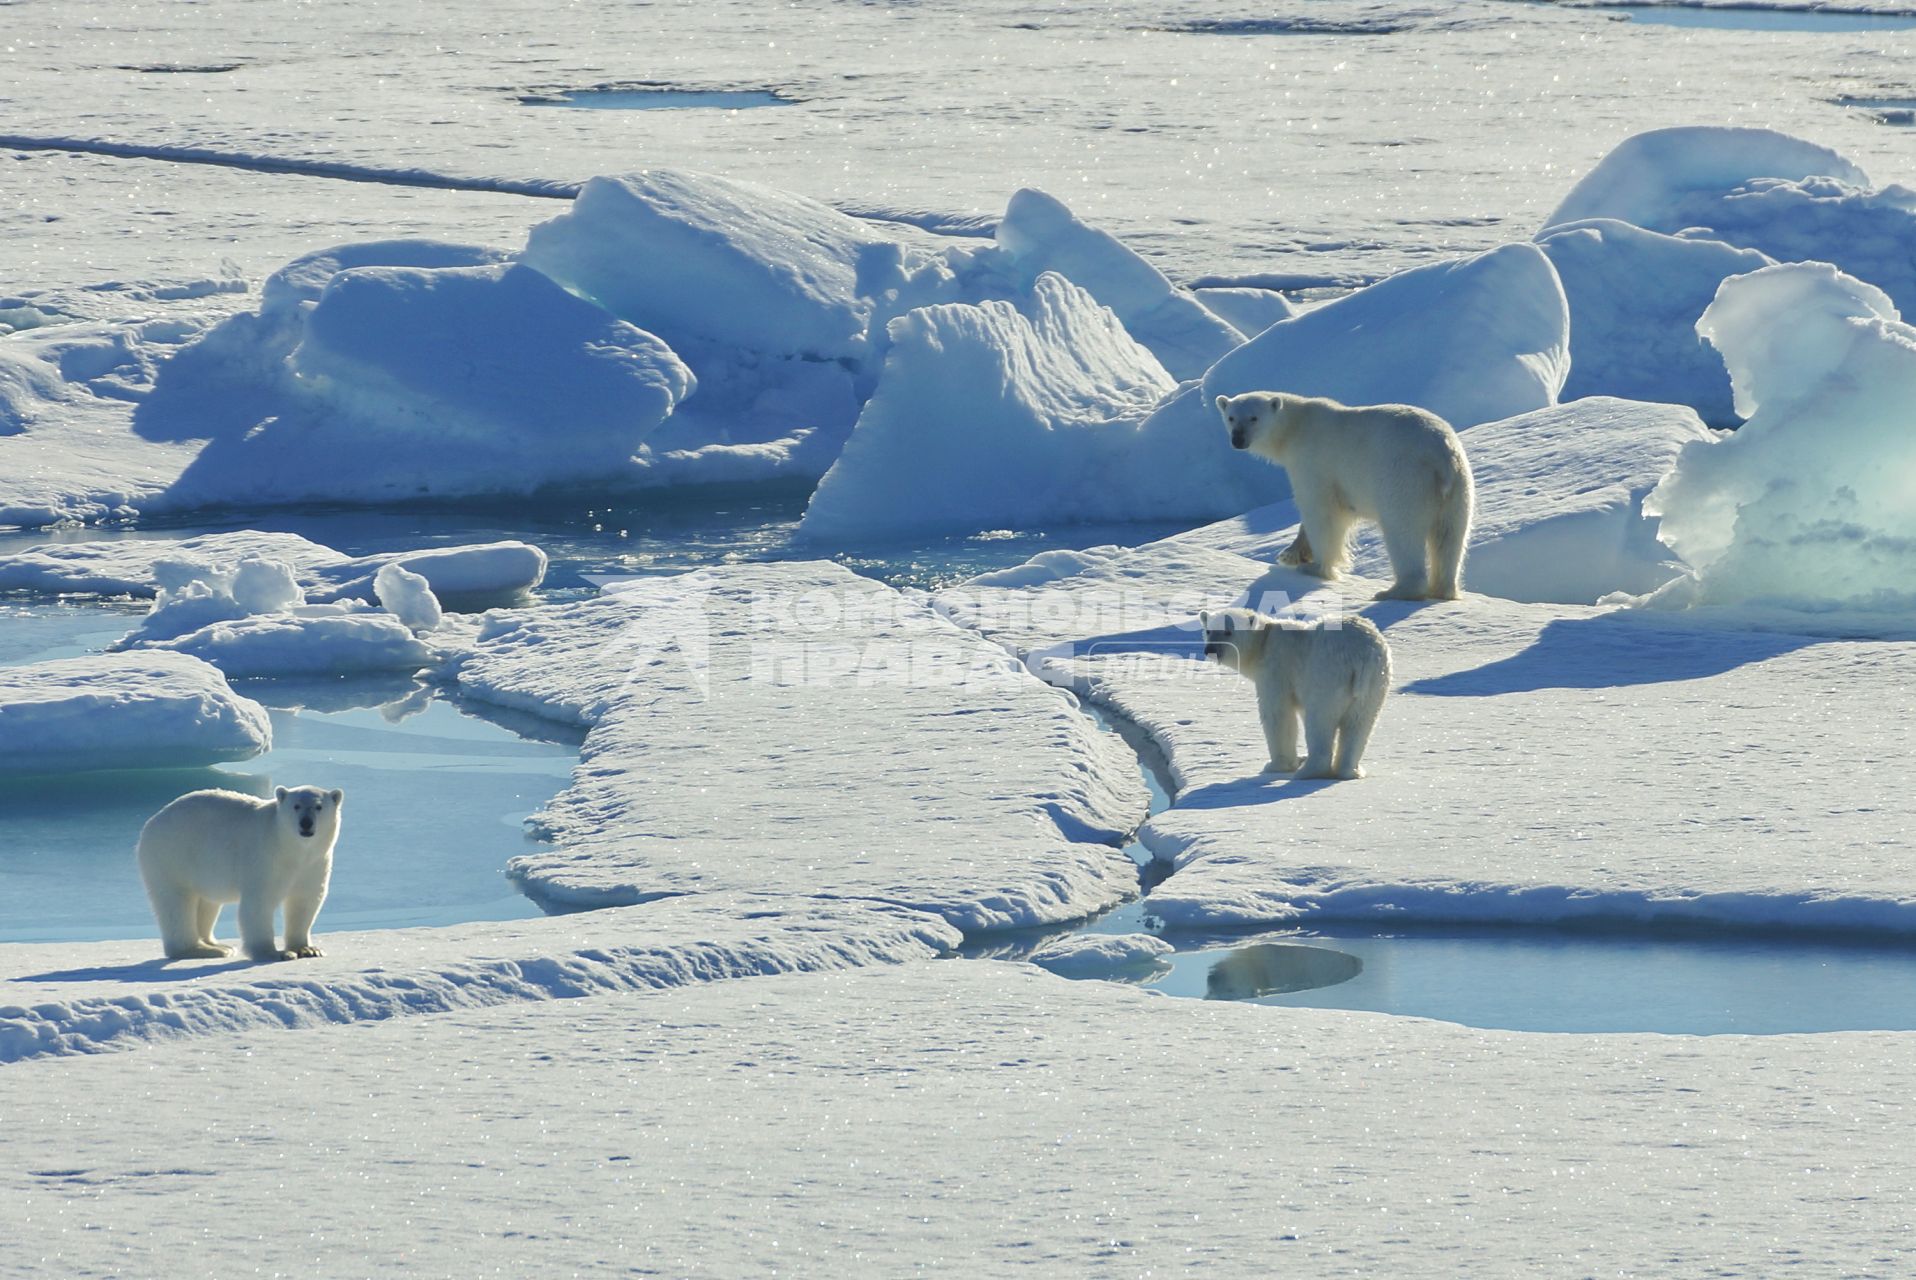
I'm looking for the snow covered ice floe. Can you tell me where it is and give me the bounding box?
[1536,218,1772,427]
[1025,931,1173,982]
[798,272,1280,539]
[448,561,1147,931]
[939,531,1916,934]
[1642,261,1916,620]
[1181,397,1717,606]
[9,961,1916,1274]
[1543,125,1916,317]
[0,651,270,774]
[0,896,959,1062]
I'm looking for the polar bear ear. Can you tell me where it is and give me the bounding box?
[330,789,344,805]
[1197,610,1210,628]
[1214,394,1229,414]
[274,786,288,802]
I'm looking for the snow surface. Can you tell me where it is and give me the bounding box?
[0,651,270,773]
[1537,217,1772,426]
[0,896,958,1062]
[146,611,438,679]
[1645,262,1916,615]
[450,562,1148,931]
[6,961,1915,1275]
[1178,397,1715,605]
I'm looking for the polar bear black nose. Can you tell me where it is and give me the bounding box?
[1230,429,1247,449]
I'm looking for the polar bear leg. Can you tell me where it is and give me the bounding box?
[1259,685,1302,773]
[1289,486,1354,578]
[147,882,227,960]
[239,893,292,962]
[194,898,230,953]
[1427,482,1471,600]
[283,864,330,959]
[1297,702,1341,779]
[1332,698,1378,780]
[1375,514,1432,600]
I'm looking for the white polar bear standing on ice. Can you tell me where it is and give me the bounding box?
[1200,608,1391,780]
[136,785,342,961]
[1216,391,1475,600]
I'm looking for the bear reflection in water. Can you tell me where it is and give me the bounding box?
[1205,943,1363,1001]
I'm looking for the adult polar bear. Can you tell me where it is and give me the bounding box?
[1216,392,1474,600]
[137,785,342,961]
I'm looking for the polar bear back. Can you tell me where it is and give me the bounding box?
[136,789,287,900]
[1266,614,1392,691]
[1266,396,1468,514]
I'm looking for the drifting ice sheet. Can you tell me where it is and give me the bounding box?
[452,561,1147,931]
[0,651,271,773]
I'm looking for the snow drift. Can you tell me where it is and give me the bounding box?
[1645,262,1916,613]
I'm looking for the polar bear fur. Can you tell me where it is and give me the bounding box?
[1216,391,1474,600]
[136,785,342,961]
[1199,608,1390,780]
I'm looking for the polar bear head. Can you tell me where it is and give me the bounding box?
[274,785,344,842]
[1214,392,1289,453]
[1197,608,1268,674]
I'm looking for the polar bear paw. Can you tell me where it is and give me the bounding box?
[247,946,298,963]
[291,945,324,959]
[1263,756,1301,774]
[167,942,235,961]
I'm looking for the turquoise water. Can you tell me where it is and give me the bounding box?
[0,692,577,944]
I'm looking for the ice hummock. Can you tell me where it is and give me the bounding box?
[1544,126,1916,317]
[994,187,1243,380]
[0,651,271,773]
[1644,261,1916,615]
[165,262,695,506]
[1537,218,1772,427]
[1199,241,1571,431]
[799,272,1239,540]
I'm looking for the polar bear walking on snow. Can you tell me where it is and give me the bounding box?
[1200,608,1391,780]
[136,785,342,961]
[1216,391,1474,600]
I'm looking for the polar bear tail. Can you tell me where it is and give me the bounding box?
[1428,464,1473,601]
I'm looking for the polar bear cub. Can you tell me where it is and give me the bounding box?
[136,785,342,961]
[1199,608,1391,780]
[1216,391,1474,600]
